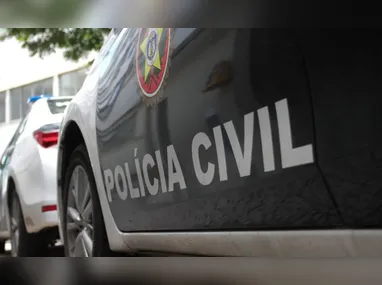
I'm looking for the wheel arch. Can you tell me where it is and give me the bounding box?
[6,176,16,212]
[5,175,23,231]
[57,120,127,255]
[57,120,85,207]
[57,120,86,240]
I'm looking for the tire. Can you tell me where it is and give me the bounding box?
[62,144,121,257]
[8,192,47,257]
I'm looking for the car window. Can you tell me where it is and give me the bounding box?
[8,126,21,147]
[18,113,29,135]
[47,98,72,114]
[8,113,29,146]
[0,153,6,169]
[0,122,20,154]
[0,150,10,171]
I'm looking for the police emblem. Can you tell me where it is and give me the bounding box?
[136,28,173,106]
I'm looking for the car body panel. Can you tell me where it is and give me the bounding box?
[301,31,382,228]
[0,137,18,238]
[57,44,127,250]
[0,97,72,235]
[95,29,342,232]
[0,120,24,238]
[58,29,382,257]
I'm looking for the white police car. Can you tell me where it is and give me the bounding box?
[0,95,73,256]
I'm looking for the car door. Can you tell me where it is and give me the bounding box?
[96,29,343,233]
[0,117,27,230]
[0,150,11,232]
[302,30,382,228]
[6,113,30,190]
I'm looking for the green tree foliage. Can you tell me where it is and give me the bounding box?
[0,28,111,61]
[0,0,89,26]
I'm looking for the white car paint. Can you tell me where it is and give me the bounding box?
[0,121,20,240]
[57,44,127,251]
[0,97,73,237]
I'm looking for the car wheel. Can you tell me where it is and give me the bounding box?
[9,192,46,257]
[62,144,120,257]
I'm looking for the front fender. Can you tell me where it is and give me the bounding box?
[0,171,9,234]
[56,119,79,243]
[0,168,19,235]
[57,98,89,243]
[0,168,11,220]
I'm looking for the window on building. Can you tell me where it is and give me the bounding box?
[75,68,88,91]
[32,77,54,96]
[0,91,5,123]
[21,84,33,117]
[10,87,22,120]
[20,77,54,117]
[59,67,88,97]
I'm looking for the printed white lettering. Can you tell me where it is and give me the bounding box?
[142,153,159,195]
[167,145,187,191]
[124,162,140,199]
[192,132,215,186]
[114,165,128,200]
[104,97,315,202]
[224,112,254,177]
[155,150,168,193]
[104,169,114,202]
[134,148,146,197]
[257,106,275,172]
[275,98,314,168]
[213,125,228,181]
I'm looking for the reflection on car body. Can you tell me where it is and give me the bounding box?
[103,98,314,203]
[57,27,382,263]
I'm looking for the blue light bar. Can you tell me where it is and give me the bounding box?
[27,94,53,104]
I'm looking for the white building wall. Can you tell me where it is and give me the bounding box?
[0,64,92,154]
[53,74,60,97]
[5,90,10,122]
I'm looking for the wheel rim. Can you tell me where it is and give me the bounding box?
[66,165,93,257]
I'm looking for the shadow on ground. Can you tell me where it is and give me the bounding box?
[1,245,64,257]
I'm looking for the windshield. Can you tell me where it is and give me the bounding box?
[47,98,73,114]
